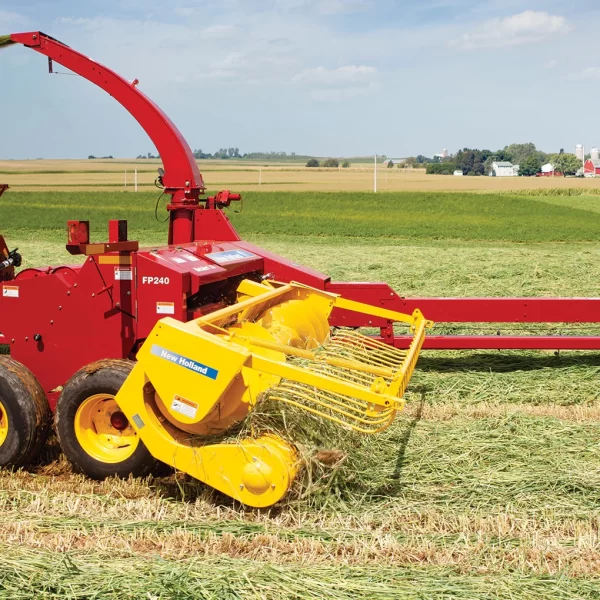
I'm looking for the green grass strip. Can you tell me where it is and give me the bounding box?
[0,547,598,599]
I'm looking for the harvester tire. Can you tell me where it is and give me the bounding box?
[55,359,158,480]
[0,356,51,468]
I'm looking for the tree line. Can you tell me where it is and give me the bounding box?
[421,143,583,177]
[306,158,351,168]
[131,149,331,161]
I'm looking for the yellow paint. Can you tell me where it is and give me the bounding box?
[74,394,139,463]
[98,255,133,265]
[0,399,8,447]
[111,280,430,507]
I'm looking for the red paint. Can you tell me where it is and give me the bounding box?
[194,209,241,242]
[536,171,563,177]
[2,31,600,424]
[110,411,129,431]
[584,159,600,176]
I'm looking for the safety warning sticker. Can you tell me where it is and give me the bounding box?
[114,267,133,281]
[156,302,175,314]
[181,254,200,262]
[2,286,18,298]
[171,395,199,419]
[171,257,187,264]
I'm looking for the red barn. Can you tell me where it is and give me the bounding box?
[584,159,600,177]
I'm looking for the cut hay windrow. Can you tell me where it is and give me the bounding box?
[2,190,600,597]
[1,546,600,599]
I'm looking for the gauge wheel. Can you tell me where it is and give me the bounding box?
[0,356,51,468]
[55,359,158,479]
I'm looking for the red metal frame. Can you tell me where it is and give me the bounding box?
[326,283,600,350]
[2,32,600,417]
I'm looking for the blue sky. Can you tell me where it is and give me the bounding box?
[1,1,599,159]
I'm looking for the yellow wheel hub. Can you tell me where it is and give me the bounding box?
[0,399,8,447]
[74,394,138,463]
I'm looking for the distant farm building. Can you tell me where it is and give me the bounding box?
[490,161,519,177]
[537,163,563,177]
[434,148,449,160]
[383,158,407,167]
[584,159,600,177]
[453,170,464,176]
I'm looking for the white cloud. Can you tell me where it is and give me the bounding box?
[544,59,558,70]
[292,65,377,86]
[450,11,572,50]
[568,67,600,81]
[189,69,238,81]
[0,10,28,28]
[174,7,195,17]
[273,0,370,14]
[292,65,378,102]
[201,24,238,38]
[311,83,376,102]
[316,0,370,14]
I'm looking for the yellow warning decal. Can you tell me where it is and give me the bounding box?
[2,286,18,298]
[171,394,199,419]
[157,302,175,315]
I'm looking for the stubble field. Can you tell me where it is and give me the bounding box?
[3,157,600,193]
[1,177,600,598]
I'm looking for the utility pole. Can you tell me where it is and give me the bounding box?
[374,154,377,193]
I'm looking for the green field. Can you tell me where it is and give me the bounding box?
[6,189,600,244]
[2,190,600,599]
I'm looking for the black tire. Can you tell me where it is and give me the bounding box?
[0,356,51,468]
[55,359,158,479]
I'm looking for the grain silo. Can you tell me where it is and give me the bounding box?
[576,144,584,161]
[592,147,600,160]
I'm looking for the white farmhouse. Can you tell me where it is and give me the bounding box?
[490,161,519,177]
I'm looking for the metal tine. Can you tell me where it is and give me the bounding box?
[323,346,402,372]
[270,391,382,426]
[331,330,408,358]
[271,385,396,427]
[269,393,396,433]
[309,362,377,387]
[299,350,384,386]
[276,381,376,416]
[329,339,407,366]
[324,344,404,370]
[323,340,402,368]
[275,382,398,424]
[274,382,399,423]
[339,328,409,350]
[325,333,407,367]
